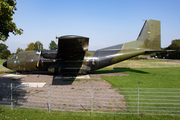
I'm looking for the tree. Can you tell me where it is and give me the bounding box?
[8,53,15,59]
[156,39,180,59]
[165,39,180,59]
[16,47,23,53]
[0,49,11,59]
[25,43,35,51]
[0,0,23,41]
[34,41,43,51]
[49,40,58,50]
[0,43,11,59]
[0,43,8,52]
[166,39,180,52]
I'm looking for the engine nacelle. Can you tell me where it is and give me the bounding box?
[41,50,58,59]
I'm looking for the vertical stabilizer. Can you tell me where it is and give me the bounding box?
[137,19,161,50]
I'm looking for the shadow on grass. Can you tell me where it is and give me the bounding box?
[89,67,149,74]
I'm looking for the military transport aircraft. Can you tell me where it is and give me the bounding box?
[3,19,162,75]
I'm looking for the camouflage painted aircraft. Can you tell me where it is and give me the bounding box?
[3,19,161,75]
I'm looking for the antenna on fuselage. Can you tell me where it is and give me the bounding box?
[56,34,58,42]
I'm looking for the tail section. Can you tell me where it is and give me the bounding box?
[136,19,161,50]
[93,20,161,70]
[98,19,161,51]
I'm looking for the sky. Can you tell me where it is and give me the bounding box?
[3,0,180,53]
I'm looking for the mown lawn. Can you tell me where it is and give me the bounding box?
[0,60,6,64]
[99,67,180,88]
[0,60,10,73]
[0,108,179,120]
[96,67,180,115]
[107,59,180,68]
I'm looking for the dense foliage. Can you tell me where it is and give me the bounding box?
[34,41,43,51]
[25,41,44,51]
[25,43,35,51]
[156,39,180,59]
[16,47,23,53]
[49,40,58,50]
[0,43,11,59]
[0,0,23,41]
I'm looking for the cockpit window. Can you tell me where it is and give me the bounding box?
[11,55,18,59]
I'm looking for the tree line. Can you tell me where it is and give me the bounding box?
[0,40,57,59]
[156,39,180,59]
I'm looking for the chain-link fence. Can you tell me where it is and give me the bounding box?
[0,83,180,116]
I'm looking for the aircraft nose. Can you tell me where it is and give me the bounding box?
[3,61,7,68]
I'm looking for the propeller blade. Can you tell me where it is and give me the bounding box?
[36,51,41,67]
[56,34,58,42]
[41,57,43,67]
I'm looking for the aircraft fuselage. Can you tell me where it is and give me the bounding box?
[3,49,146,74]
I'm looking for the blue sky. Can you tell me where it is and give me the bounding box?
[3,0,180,53]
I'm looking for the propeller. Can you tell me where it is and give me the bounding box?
[36,51,41,67]
[36,41,42,67]
[56,34,58,42]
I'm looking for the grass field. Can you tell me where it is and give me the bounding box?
[0,60,10,72]
[1,60,180,119]
[98,67,180,88]
[96,67,180,116]
[108,59,180,68]
[0,108,180,120]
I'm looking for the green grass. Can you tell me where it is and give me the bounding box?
[108,59,180,68]
[100,67,180,88]
[0,107,179,120]
[97,67,180,115]
[0,60,6,64]
[0,60,11,73]
[62,79,100,81]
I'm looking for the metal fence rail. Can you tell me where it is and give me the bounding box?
[0,83,180,116]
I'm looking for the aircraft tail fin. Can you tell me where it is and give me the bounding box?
[136,19,161,50]
[98,19,161,51]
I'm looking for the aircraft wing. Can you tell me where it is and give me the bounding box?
[58,35,89,55]
[41,35,89,59]
[41,35,89,74]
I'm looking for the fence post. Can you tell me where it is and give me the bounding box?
[165,62,166,67]
[91,86,93,114]
[156,62,157,68]
[137,87,139,115]
[11,83,13,110]
[139,62,140,69]
[49,85,51,113]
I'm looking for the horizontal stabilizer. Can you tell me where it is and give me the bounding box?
[145,50,175,53]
